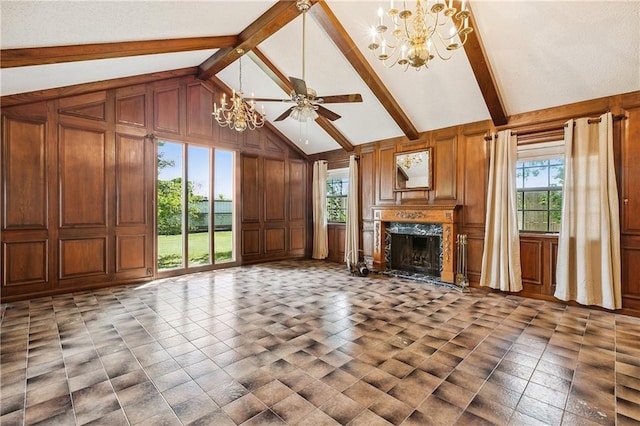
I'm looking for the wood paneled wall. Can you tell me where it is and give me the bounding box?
[1,74,307,302]
[311,91,640,315]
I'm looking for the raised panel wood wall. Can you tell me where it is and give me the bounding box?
[154,86,180,134]
[241,155,260,223]
[434,135,457,201]
[2,117,47,229]
[240,145,307,263]
[116,85,146,128]
[186,82,214,139]
[622,107,640,234]
[59,125,107,227]
[327,224,346,263]
[3,74,305,302]
[377,145,396,204]
[621,105,640,312]
[3,241,48,287]
[622,237,640,311]
[461,130,489,228]
[264,158,285,221]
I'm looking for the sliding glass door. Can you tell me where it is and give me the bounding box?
[157,141,234,271]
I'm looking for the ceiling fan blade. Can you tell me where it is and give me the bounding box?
[274,107,294,122]
[245,97,292,103]
[289,76,308,96]
[316,105,341,121]
[317,94,363,104]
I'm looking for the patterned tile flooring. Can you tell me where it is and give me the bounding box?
[2,260,640,425]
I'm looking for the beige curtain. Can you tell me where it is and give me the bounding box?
[555,112,621,309]
[312,160,328,259]
[345,155,359,266]
[480,130,523,292]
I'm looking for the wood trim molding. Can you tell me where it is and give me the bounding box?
[1,36,238,68]
[309,1,420,141]
[0,67,198,108]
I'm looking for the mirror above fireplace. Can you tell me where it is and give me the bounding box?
[395,148,432,191]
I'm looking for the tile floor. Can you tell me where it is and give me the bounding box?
[2,260,640,425]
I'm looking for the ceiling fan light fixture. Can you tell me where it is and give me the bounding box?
[290,105,318,122]
[369,0,473,71]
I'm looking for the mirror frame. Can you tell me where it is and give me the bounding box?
[394,148,433,191]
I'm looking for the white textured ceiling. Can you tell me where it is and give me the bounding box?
[2,1,639,156]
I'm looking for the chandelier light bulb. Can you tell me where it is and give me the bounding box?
[368,0,473,71]
[212,53,265,132]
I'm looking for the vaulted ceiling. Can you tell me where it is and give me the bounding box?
[2,1,639,155]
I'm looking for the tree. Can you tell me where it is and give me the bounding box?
[326,179,347,223]
[157,178,206,235]
[157,146,207,235]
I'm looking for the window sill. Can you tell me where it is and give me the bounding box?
[519,232,559,239]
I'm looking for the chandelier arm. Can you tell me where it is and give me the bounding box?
[430,37,454,61]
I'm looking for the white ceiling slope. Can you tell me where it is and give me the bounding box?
[2,1,639,156]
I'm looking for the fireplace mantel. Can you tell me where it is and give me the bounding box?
[372,205,460,283]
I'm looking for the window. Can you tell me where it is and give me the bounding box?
[516,141,564,232]
[327,168,348,223]
[157,141,234,271]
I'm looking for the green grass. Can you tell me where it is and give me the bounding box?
[158,231,232,269]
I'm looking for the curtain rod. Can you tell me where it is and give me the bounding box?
[483,113,627,141]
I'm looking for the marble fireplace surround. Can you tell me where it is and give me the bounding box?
[372,205,460,283]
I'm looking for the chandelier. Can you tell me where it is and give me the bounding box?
[397,152,423,169]
[213,49,265,132]
[368,0,473,71]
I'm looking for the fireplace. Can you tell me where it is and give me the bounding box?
[372,205,459,283]
[385,222,444,278]
[390,234,441,276]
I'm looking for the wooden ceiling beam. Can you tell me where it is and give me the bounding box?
[247,48,354,152]
[198,0,318,81]
[1,36,237,68]
[314,116,354,152]
[246,49,293,94]
[309,1,420,141]
[460,1,508,126]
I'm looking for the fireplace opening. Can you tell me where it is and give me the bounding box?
[390,233,441,277]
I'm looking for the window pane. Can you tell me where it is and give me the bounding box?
[214,149,234,263]
[327,196,347,223]
[517,192,523,210]
[188,146,211,267]
[157,142,184,270]
[549,190,563,210]
[523,211,549,232]
[515,167,525,189]
[550,165,564,187]
[523,167,549,188]
[549,211,562,232]
[524,191,549,210]
[517,211,523,231]
[522,160,548,168]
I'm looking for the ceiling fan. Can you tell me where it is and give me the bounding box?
[247,0,363,122]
